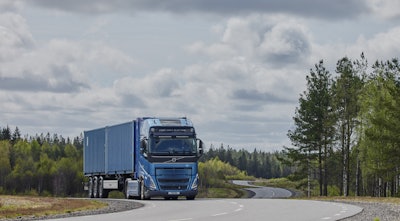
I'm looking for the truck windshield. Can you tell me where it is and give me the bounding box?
[150,136,197,156]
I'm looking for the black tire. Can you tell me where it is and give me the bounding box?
[93,176,99,198]
[186,196,195,200]
[140,180,150,200]
[125,180,131,199]
[98,177,106,198]
[88,177,94,198]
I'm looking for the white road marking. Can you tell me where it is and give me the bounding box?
[168,218,193,221]
[212,212,228,216]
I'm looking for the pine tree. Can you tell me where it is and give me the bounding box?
[11,127,21,143]
[358,58,400,196]
[1,126,11,141]
[332,56,364,196]
[286,60,335,196]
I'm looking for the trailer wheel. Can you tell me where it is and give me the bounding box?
[98,177,106,198]
[88,177,94,198]
[93,176,99,198]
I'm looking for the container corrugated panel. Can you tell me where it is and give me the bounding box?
[105,121,135,174]
[84,128,106,175]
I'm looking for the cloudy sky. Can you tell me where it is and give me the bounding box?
[1,0,400,151]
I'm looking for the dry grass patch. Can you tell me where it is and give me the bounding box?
[0,195,106,219]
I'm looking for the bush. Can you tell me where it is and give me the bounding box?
[199,157,253,189]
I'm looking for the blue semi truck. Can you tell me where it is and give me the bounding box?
[83,117,204,200]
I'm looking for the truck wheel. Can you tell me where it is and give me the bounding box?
[88,177,94,198]
[98,177,105,198]
[186,196,195,200]
[93,176,99,198]
[124,180,131,199]
[140,180,150,200]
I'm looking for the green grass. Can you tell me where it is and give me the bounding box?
[198,187,247,198]
[254,178,297,189]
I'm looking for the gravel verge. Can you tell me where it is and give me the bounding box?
[1,199,143,221]
[338,200,400,221]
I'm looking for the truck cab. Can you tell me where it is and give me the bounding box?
[136,117,203,200]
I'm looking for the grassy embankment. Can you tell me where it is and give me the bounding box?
[254,177,400,205]
[0,195,106,219]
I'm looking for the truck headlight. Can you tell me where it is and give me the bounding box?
[191,174,199,190]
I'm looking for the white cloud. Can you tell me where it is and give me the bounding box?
[0,12,34,61]
[221,17,262,57]
[307,25,400,71]
[258,21,311,64]
[0,11,309,150]
[185,41,236,59]
[186,15,312,67]
[367,0,400,20]
[0,1,22,12]
[2,1,400,151]
[352,27,400,61]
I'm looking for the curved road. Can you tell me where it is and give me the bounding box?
[48,198,362,221]
[47,180,361,221]
[232,180,293,198]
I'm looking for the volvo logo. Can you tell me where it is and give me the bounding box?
[164,156,185,163]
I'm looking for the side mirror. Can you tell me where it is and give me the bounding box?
[197,139,204,156]
[140,139,148,155]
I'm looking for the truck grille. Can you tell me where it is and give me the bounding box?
[155,168,192,190]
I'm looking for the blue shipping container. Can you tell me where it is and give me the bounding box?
[84,121,135,176]
[84,128,106,174]
[105,122,135,174]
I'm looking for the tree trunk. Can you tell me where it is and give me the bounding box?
[342,123,347,196]
[345,120,351,196]
[323,142,328,196]
[319,145,323,196]
[355,156,360,196]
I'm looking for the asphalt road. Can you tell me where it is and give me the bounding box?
[232,180,293,198]
[47,181,362,221]
[48,198,362,221]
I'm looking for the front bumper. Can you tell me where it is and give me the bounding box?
[147,189,198,198]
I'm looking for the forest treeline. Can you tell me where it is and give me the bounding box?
[200,144,293,179]
[0,126,291,196]
[284,53,400,197]
[0,126,84,196]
